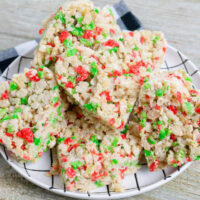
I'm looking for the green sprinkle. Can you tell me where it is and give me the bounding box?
[144,83,151,90]
[109,47,118,54]
[155,89,163,97]
[54,11,66,24]
[112,159,118,164]
[159,129,166,140]
[147,68,152,73]
[90,134,101,147]
[7,125,13,133]
[83,102,99,113]
[32,127,37,133]
[140,118,146,127]
[119,38,124,42]
[108,7,114,16]
[83,21,95,30]
[153,36,159,44]
[52,96,59,104]
[66,48,78,57]
[195,155,200,160]
[52,85,59,90]
[134,45,139,51]
[172,141,179,147]
[111,136,118,147]
[120,124,129,134]
[61,168,65,175]
[94,180,104,187]
[0,108,7,114]
[80,37,93,47]
[57,137,65,144]
[71,136,76,140]
[74,176,79,181]
[0,115,11,122]
[127,104,133,113]
[185,76,192,82]
[79,56,83,61]
[37,71,44,79]
[20,97,28,105]
[63,39,73,48]
[94,8,99,14]
[46,47,51,55]
[77,16,83,24]
[178,149,185,158]
[102,33,108,39]
[10,82,18,91]
[14,108,22,113]
[71,160,84,170]
[147,136,156,144]
[71,27,84,36]
[72,88,76,95]
[90,62,98,77]
[144,150,151,157]
[34,137,41,146]
[183,102,194,115]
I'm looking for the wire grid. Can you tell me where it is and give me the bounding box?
[0,45,197,199]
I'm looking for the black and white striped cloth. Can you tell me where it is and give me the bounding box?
[0,0,142,75]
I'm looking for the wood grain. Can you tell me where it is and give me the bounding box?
[0,0,200,199]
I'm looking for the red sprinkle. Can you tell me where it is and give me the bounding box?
[95,26,103,35]
[11,141,16,149]
[149,160,159,172]
[163,47,167,53]
[190,90,198,96]
[170,134,176,141]
[53,102,59,108]
[118,121,125,129]
[140,36,145,44]
[109,28,115,34]
[195,107,200,114]
[5,133,13,137]
[47,42,55,47]
[109,118,115,126]
[119,167,128,179]
[39,28,44,35]
[103,39,119,47]
[82,30,93,39]
[66,167,76,178]
[129,32,134,37]
[65,82,73,88]
[121,134,126,139]
[168,105,177,115]
[38,152,43,157]
[115,102,120,113]
[23,155,30,160]
[177,91,182,103]
[59,31,69,43]
[0,139,3,144]
[16,128,34,143]
[155,104,160,110]
[21,144,25,151]
[99,90,112,102]
[64,137,73,145]
[25,71,40,82]
[61,157,68,162]
[1,91,9,99]
[74,66,89,82]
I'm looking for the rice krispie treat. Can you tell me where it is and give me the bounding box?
[0,67,68,162]
[56,109,142,192]
[55,29,166,129]
[132,70,200,171]
[33,0,121,68]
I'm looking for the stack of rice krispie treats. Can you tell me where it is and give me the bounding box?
[1,0,200,193]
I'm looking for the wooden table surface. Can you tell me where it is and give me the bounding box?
[0,0,200,199]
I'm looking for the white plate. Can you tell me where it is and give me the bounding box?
[0,43,199,199]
